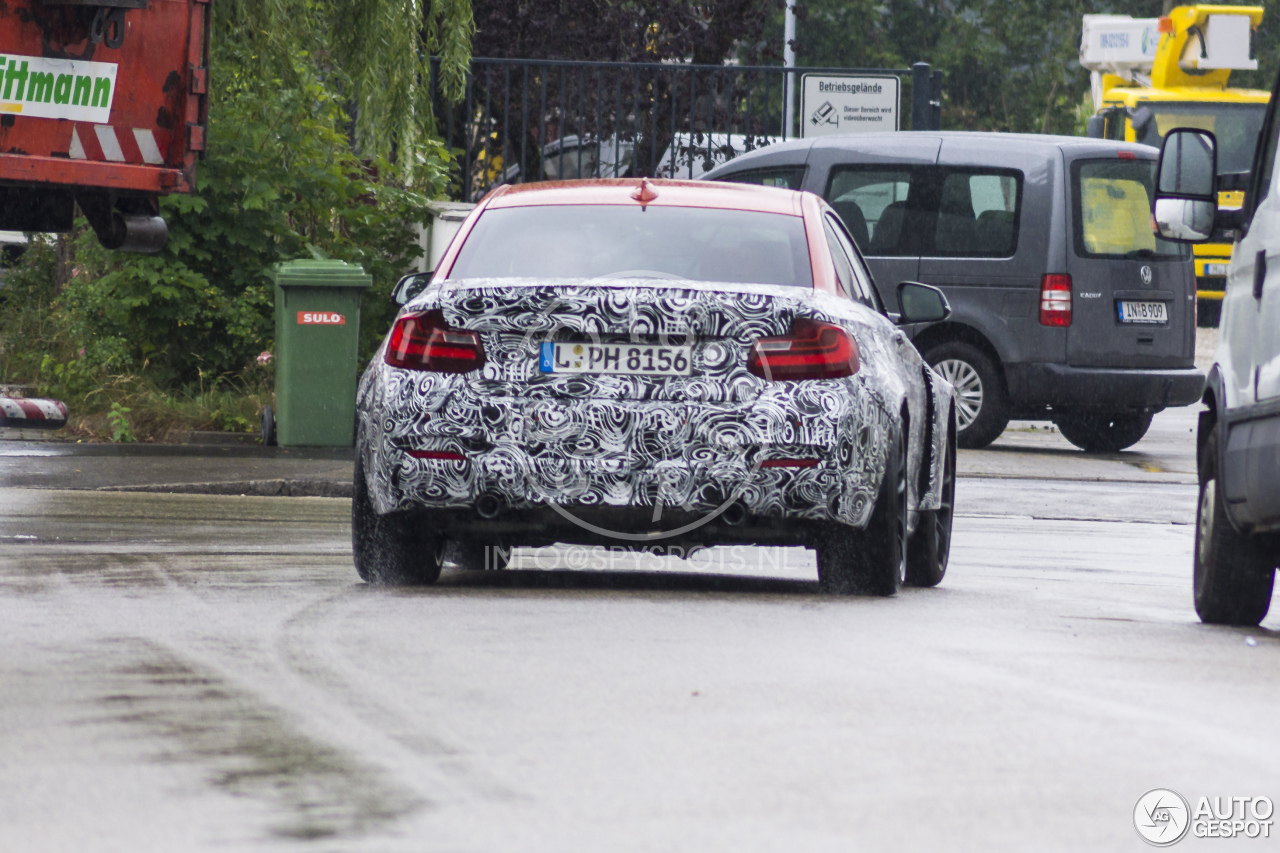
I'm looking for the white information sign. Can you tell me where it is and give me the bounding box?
[800,74,899,137]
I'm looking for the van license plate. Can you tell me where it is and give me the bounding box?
[539,342,693,376]
[1117,301,1168,324]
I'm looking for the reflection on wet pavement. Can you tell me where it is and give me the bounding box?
[84,637,423,841]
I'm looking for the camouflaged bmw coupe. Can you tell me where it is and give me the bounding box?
[354,178,957,594]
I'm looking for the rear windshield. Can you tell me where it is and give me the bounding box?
[1072,159,1187,260]
[446,205,814,288]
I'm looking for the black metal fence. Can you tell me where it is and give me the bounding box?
[431,58,943,201]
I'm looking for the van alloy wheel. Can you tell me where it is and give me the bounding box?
[925,341,1009,449]
[935,359,982,430]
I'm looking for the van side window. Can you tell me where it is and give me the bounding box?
[824,168,917,256]
[714,167,805,190]
[934,169,1022,258]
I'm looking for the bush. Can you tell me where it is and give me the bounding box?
[0,48,451,440]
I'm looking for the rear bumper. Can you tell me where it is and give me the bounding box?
[375,503,832,550]
[1005,363,1205,412]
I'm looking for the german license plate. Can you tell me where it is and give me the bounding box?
[539,342,693,376]
[1204,263,1229,277]
[1117,300,1168,324]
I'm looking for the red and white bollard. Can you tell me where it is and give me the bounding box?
[0,397,69,430]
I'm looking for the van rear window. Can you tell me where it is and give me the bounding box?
[1072,159,1186,260]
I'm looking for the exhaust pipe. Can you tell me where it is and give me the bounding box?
[475,493,504,519]
[721,501,748,527]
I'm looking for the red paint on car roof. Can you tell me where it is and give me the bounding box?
[484,178,804,216]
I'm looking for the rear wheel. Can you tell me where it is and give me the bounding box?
[924,341,1009,449]
[352,453,444,586]
[906,411,956,588]
[817,428,907,596]
[1054,412,1152,453]
[1194,426,1276,625]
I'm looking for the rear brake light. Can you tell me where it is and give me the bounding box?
[1117,151,1137,160]
[748,317,859,380]
[1040,274,1072,327]
[385,310,485,372]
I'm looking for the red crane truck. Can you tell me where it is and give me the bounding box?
[0,0,209,253]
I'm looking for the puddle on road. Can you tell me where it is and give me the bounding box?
[81,638,424,841]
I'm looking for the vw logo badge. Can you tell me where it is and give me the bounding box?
[1140,265,1154,285]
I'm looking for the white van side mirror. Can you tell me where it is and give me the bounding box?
[1153,129,1217,242]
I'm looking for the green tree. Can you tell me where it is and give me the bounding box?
[784,1,1279,135]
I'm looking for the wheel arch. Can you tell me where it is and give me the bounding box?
[1198,364,1224,478]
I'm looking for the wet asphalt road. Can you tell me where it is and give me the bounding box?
[2,405,1279,852]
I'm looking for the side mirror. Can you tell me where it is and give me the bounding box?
[1153,128,1217,242]
[392,272,432,306]
[896,281,951,324]
[1086,115,1105,139]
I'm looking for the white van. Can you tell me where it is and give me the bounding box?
[1153,81,1280,626]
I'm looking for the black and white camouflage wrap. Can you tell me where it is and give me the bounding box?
[357,278,953,533]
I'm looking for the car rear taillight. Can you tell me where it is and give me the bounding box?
[1039,274,1072,327]
[748,317,860,380]
[384,310,485,372]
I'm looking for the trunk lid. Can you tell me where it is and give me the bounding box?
[435,279,804,403]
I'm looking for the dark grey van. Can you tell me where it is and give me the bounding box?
[703,132,1205,451]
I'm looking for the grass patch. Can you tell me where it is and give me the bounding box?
[56,372,273,443]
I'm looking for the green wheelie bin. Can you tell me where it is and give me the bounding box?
[270,260,371,446]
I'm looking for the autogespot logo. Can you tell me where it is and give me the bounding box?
[1134,788,1191,846]
[518,291,770,544]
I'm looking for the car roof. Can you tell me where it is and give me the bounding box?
[703,130,1159,177]
[483,178,804,216]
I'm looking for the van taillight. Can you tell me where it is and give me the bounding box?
[384,310,485,372]
[748,317,860,380]
[1040,275,1072,327]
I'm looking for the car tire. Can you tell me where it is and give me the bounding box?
[1193,425,1276,625]
[924,341,1009,450]
[1054,412,1152,453]
[352,452,444,586]
[906,411,955,588]
[817,427,907,596]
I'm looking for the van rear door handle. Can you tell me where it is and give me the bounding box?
[1254,250,1267,300]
